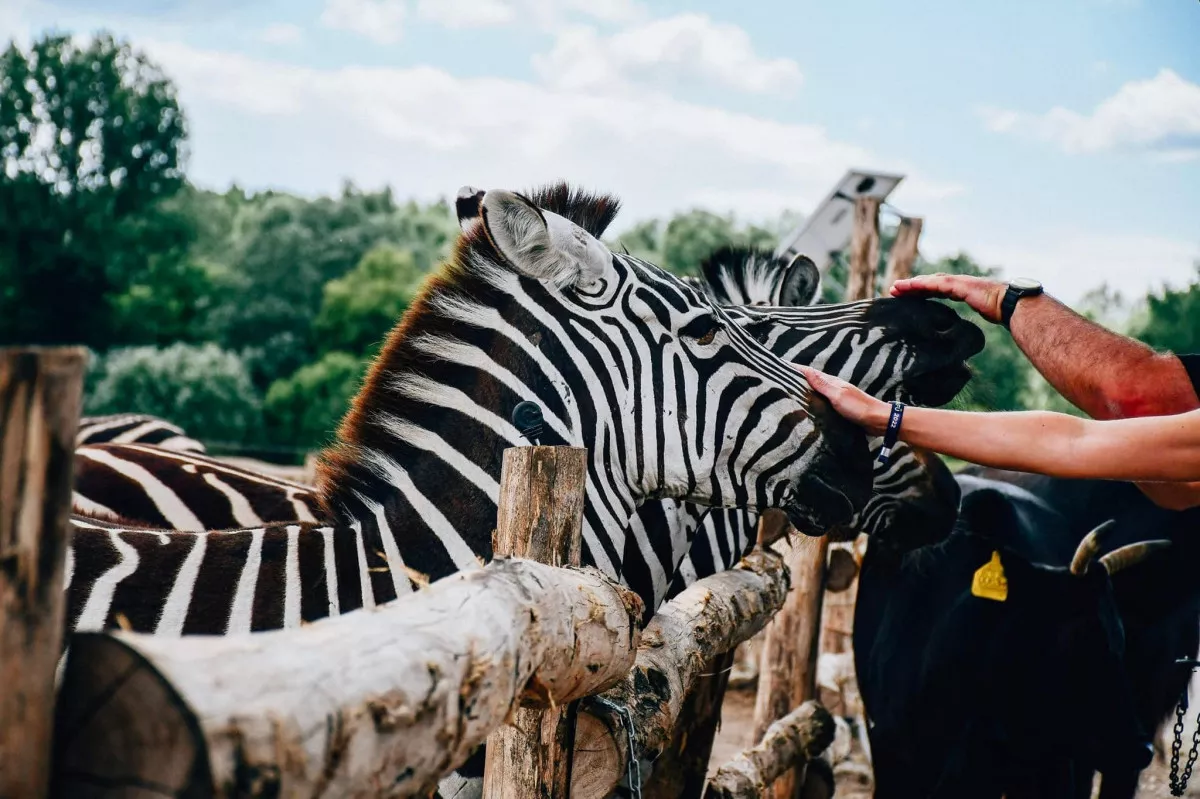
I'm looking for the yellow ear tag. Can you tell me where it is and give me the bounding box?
[971,551,1008,602]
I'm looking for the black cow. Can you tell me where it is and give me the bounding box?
[958,468,1200,799]
[855,471,1172,798]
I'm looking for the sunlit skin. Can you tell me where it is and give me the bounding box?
[880,272,1200,510]
[797,364,1200,510]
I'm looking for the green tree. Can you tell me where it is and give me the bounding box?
[85,343,262,444]
[315,244,425,356]
[264,351,367,449]
[0,32,189,346]
[661,210,740,276]
[1134,263,1200,354]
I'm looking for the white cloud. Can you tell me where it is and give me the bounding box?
[260,23,304,45]
[923,228,1199,304]
[978,69,1200,158]
[415,0,514,28]
[320,0,406,44]
[140,39,905,227]
[534,13,802,94]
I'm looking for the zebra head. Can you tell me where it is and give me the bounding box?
[691,246,981,549]
[419,185,871,540]
[697,247,984,407]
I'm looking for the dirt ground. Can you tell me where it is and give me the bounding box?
[708,685,1200,798]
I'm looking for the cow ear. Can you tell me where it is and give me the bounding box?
[480,189,611,290]
[959,488,1018,545]
[777,254,821,307]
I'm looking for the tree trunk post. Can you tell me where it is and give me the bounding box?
[882,216,923,291]
[483,445,588,799]
[845,197,881,301]
[0,347,87,798]
[750,538,830,798]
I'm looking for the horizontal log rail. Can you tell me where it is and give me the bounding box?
[52,558,643,798]
[704,701,835,799]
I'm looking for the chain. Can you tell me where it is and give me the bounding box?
[584,695,642,799]
[1170,681,1200,796]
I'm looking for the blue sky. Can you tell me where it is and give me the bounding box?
[3,0,1198,303]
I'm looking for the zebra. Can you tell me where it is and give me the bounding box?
[63,181,878,638]
[76,413,206,453]
[69,243,982,612]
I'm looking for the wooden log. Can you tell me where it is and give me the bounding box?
[882,216,923,291]
[845,196,881,301]
[571,548,790,799]
[751,537,829,798]
[642,647,738,798]
[484,446,587,799]
[704,701,835,799]
[51,558,644,798]
[0,347,86,799]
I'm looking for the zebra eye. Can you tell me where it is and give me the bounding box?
[682,315,721,345]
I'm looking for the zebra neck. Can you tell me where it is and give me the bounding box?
[314,272,639,589]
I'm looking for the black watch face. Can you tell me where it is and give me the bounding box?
[1010,277,1041,292]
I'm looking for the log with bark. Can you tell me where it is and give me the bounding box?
[571,548,790,799]
[51,558,643,798]
[0,347,86,798]
[704,701,835,799]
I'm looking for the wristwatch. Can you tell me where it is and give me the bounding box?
[999,278,1043,328]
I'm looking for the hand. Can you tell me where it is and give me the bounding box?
[796,365,892,435]
[889,273,1007,324]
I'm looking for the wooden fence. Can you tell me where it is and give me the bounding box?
[0,345,838,798]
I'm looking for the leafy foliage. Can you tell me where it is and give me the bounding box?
[0,32,190,346]
[1134,263,1200,355]
[85,343,262,442]
[264,351,367,450]
[315,244,425,357]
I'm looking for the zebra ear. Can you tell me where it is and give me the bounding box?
[480,190,611,290]
[455,185,486,234]
[776,254,821,307]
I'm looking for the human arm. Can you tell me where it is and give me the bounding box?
[889,273,1200,507]
[799,365,1200,501]
[889,274,1200,420]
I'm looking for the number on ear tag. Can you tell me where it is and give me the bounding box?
[971,551,1008,602]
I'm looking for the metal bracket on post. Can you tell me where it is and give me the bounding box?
[512,401,544,446]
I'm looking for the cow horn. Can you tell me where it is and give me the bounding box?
[1099,539,1173,575]
[1069,519,1117,576]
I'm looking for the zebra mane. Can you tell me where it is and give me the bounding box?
[522,182,622,239]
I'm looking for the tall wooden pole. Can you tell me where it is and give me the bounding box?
[752,197,880,798]
[0,347,87,798]
[882,216,923,291]
[845,197,881,301]
[483,445,588,799]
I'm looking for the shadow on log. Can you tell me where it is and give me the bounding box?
[51,559,643,798]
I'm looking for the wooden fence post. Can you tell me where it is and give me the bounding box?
[882,216,923,291]
[0,347,87,798]
[845,197,881,300]
[752,198,879,798]
[482,445,588,799]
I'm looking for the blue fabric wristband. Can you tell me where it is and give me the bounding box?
[877,401,905,465]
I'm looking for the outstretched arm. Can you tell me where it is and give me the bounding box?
[889,274,1200,420]
[799,366,1200,506]
[890,273,1200,508]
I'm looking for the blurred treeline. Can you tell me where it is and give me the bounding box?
[3,33,1195,460]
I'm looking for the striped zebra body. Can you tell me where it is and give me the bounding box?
[73,443,321,530]
[77,413,206,453]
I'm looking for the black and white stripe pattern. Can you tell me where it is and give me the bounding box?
[76,413,206,453]
[73,443,320,530]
